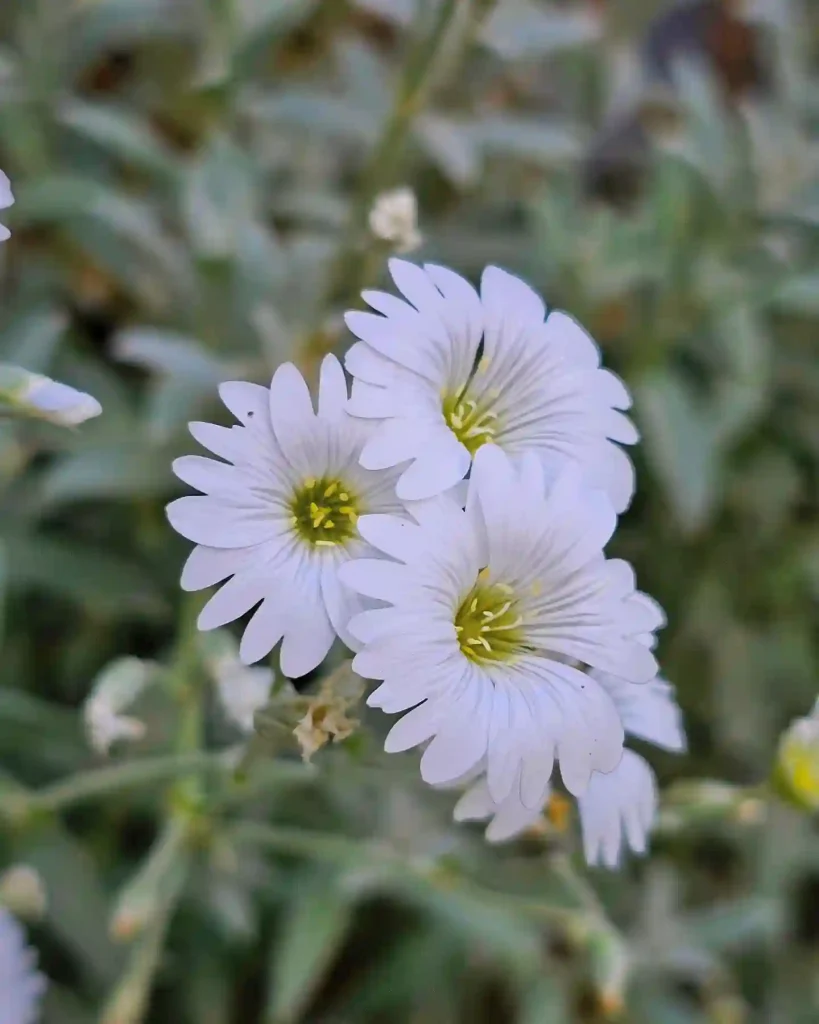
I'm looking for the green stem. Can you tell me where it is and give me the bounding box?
[302,0,495,364]
[100,899,176,1024]
[10,751,237,818]
[230,819,393,865]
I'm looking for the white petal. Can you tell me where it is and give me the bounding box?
[321,558,365,652]
[181,545,253,591]
[239,595,288,664]
[384,699,444,752]
[453,777,495,821]
[219,381,270,425]
[579,751,658,868]
[419,673,492,785]
[167,496,278,548]
[268,362,317,472]
[189,421,244,463]
[172,455,252,497]
[356,514,426,563]
[338,558,412,604]
[593,671,687,753]
[541,311,600,371]
[198,572,268,631]
[396,434,471,500]
[280,603,335,677]
[359,417,439,470]
[481,266,545,360]
[317,354,348,421]
[0,169,14,209]
[486,786,547,843]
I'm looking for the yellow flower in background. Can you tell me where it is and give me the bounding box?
[776,700,819,812]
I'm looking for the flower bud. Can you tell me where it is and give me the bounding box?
[775,700,819,812]
[0,363,101,426]
[0,865,47,921]
[368,187,422,253]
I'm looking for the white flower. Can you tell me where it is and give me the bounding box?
[454,674,686,865]
[203,631,273,733]
[339,444,663,807]
[0,169,13,242]
[85,657,153,755]
[0,906,46,1024]
[167,356,405,677]
[344,259,637,509]
[0,365,102,427]
[368,188,422,253]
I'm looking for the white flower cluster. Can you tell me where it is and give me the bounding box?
[168,260,686,867]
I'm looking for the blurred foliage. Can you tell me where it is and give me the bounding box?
[0,0,818,1021]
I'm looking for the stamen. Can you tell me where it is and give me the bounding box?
[453,577,527,665]
[289,477,360,548]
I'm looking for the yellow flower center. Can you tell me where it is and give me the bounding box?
[442,388,498,456]
[779,736,819,811]
[289,477,359,548]
[454,570,525,664]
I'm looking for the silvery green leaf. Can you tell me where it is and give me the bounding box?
[337,38,392,121]
[37,444,172,506]
[469,115,585,165]
[56,100,178,182]
[0,308,68,369]
[711,302,771,444]
[22,829,125,988]
[5,534,165,614]
[415,114,480,186]
[771,273,819,315]
[266,873,355,1022]
[481,0,601,59]
[635,369,720,534]
[248,90,380,145]
[63,0,195,77]
[113,328,228,383]
[182,136,258,259]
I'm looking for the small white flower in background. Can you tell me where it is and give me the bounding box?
[84,657,153,755]
[202,631,273,733]
[344,260,637,509]
[0,169,13,242]
[776,698,819,812]
[453,674,686,866]
[339,445,663,807]
[368,188,422,253]
[167,355,407,678]
[0,906,46,1024]
[0,364,102,427]
[0,867,47,922]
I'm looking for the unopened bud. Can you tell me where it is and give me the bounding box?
[368,187,422,253]
[775,700,819,812]
[0,363,101,426]
[110,820,190,942]
[0,865,47,921]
